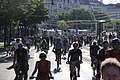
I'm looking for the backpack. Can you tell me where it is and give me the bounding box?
[41,42,48,50]
[54,40,62,49]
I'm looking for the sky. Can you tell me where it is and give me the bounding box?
[99,0,120,4]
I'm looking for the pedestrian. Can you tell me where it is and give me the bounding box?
[101,58,120,80]
[30,53,52,80]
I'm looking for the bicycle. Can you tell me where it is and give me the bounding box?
[15,65,28,80]
[56,54,61,69]
[92,58,100,80]
[16,66,25,80]
[52,49,61,69]
[66,60,83,80]
[92,59,98,76]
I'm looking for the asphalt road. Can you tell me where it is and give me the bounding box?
[0,45,94,80]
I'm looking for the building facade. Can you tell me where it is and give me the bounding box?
[44,0,120,19]
[105,4,120,19]
[44,0,106,16]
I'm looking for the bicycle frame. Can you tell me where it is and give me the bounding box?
[55,49,62,69]
[17,67,24,80]
[29,76,54,80]
[70,61,78,80]
[56,54,61,69]
[92,59,98,76]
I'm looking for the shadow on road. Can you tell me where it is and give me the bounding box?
[0,56,13,63]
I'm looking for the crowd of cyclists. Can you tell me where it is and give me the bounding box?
[6,30,120,80]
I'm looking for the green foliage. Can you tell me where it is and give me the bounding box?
[91,9,110,20]
[0,0,50,45]
[57,8,110,21]
[107,19,120,32]
[0,0,49,27]
[69,8,93,20]
[58,20,69,31]
[58,8,94,21]
[0,44,4,52]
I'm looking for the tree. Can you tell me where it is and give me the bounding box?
[58,8,94,20]
[107,19,120,33]
[58,20,69,31]
[0,0,49,49]
[91,9,110,21]
[69,8,94,20]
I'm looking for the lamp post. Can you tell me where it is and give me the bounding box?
[97,20,106,46]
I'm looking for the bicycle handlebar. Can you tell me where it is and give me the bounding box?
[29,76,54,79]
[66,60,83,64]
[29,76,36,79]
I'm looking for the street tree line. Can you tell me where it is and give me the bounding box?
[57,8,111,30]
[57,8,120,34]
[0,0,50,48]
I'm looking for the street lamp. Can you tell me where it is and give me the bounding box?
[97,20,106,46]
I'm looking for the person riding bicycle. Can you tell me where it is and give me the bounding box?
[90,42,100,67]
[67,43,82,79]
[62,37,69,59]
[106,38,120,62]
[40,39,48,54]
[90,41,100,78]
[53,37,62,65]
[13,43,29,80]
[97,41,109,79]
[30,53,53,80]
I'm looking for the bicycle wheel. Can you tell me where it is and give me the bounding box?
[18,73,23,80]
[73,71,77,80]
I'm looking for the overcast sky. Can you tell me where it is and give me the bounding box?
[99,0,120,4]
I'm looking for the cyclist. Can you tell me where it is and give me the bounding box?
[40,39,48,54]
[25,37,31,53]
[7,38,22,69]
[106,38,120,62]
[67,43,82,79]
[53,37,62,65]
[90,41,100,78]
[30,53,52,80]
[13,38,22,50]
[97,41,109,79]
[62,37,69,59]
[13,43,29,80]
[90,42,100,67]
